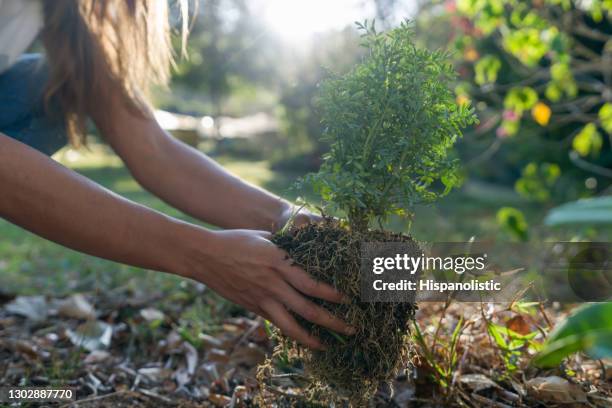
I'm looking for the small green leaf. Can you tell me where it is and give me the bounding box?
[474,55,501,85]
[503,28,548,66]
[504,87,538,113]
[488,323,508,349]
[573,123,603,157]
[598,103,612,134]
[497,207,529,241]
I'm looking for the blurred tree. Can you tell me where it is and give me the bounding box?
[418,0,612,202]
[170,0,279,121]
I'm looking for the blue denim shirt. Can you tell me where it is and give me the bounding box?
[0,54,67,156]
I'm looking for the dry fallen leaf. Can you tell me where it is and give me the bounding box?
[57,294,96,320]
[140,307,165,322]
[165,330,182,350]
[183,341,198,375]
[230,385,248,406]
[208,348,230,364]
[66,320,113,351]
[5,296,48,321]
[199,333,225,349]
[173,366,192,388]
[13,339,50,360]
[526,376,587,404]
[459,373,501,393]
[209,393,232,407]
[506,315,532,336]
[138,367,172,382]
[201,362,222,384]
[230,343,266,367]
[84,350,111,364]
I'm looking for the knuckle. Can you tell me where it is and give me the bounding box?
[302,305,320,321]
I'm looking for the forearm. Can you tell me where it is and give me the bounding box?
[101,113,291,231]
[0,133,203,273]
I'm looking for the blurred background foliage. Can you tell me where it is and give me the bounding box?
[154,0,611,240]
[418,0,612,202]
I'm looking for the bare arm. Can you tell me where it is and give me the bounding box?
[0,133,351,349]
[0,132,182,271]
[96,99,303,232]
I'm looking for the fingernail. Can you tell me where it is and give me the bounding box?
[345,326,357,335]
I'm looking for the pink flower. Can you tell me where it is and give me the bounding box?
[503,110,519,121]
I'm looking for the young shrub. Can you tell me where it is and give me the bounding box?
[306,20,477,231]
[263,21,477,406]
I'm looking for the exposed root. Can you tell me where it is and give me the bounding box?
[259,219,418,406]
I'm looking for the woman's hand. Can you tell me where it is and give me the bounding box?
[177,227,354,350]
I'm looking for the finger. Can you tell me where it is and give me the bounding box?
[261,300,325,350]
[278,283,355,336]
[277,262,347,304]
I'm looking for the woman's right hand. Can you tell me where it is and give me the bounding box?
[176,228,355,350]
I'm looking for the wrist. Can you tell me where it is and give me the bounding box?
[161,219,217,279]
[252,198,292,232]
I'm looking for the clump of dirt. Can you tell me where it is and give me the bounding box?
[264,219,418,405]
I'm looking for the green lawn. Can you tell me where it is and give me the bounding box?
[0,143,548,296]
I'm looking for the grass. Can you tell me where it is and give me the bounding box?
[0,143,546,296]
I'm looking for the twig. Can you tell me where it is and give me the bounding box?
[569,151,612,179]
[466,139,502,168]
[60,390,128,407]
[471,392,514,408]
[137,388,176,405]
[479,302,502,368]
[271,373,306,379]
[538,303,553,330]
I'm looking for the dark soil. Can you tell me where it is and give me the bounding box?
[268,220,419,405]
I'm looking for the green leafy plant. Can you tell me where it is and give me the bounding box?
[304,20,478,231]
[487,322,540,372]
[413,318,465,388]
[434,0,612,203]
[534,302,612,367]
[263,22,478,405]
[545,196,612,226]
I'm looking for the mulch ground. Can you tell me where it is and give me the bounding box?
[0,286,610,407]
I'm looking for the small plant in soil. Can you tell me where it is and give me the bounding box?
[260,21,478,406]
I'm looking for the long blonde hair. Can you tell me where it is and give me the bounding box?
[41,0,188,146]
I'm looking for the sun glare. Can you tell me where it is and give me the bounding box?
[261,0,370,43]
